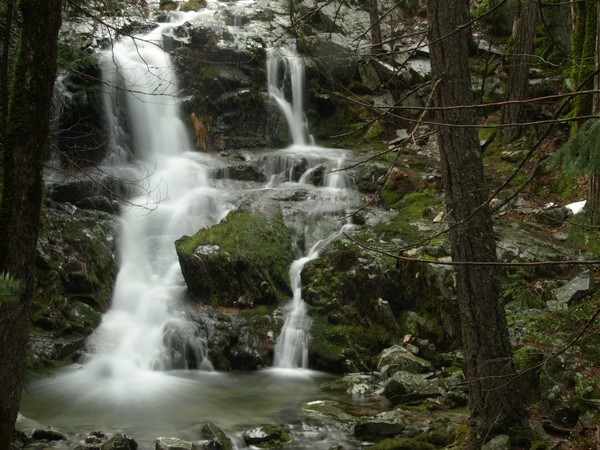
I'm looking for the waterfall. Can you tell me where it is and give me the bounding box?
[81,12,232,393]
[267,46,313,147]
[269,46,356,370]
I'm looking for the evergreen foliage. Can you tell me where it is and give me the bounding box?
[0,272,21,302]
[550,119,600,178]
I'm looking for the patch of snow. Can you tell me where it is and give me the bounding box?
[566,200,586,215]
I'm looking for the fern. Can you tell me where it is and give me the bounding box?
[548,118,600,178]
[0,272,23,303]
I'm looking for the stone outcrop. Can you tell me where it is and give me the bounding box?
[31,200,118,363]
[175,208,293,308]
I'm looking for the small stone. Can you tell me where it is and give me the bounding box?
[155,436,195,450]
[31,428,68,441]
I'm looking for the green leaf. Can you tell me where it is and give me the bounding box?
[0,272,23,302]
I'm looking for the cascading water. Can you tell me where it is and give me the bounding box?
[267,46,313,147]
[61,11,234,398]
[268,46,357,369]
[20,10,360,449]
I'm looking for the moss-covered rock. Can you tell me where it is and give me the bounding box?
[203,307,280,370]
[175,209,293,308]
[242,425,292,448]
[180,0,206,12]
[28,201,118,365]
[300,226,461,373]
[201,422,233,450]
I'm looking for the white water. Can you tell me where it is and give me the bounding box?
[267,46,313,147]
[268,47,356,369]
[21,10,362,447]
[82,11,235,394]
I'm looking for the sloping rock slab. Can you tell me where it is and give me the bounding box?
[383,370,442,405]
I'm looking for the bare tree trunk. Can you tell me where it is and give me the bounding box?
[0,0,62,448]
[500,0,541,141]
[426,0,525,442]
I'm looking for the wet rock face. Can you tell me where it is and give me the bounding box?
[31,200,118,362]
[172,20,279,151]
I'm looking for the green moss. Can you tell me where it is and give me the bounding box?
[177,210,289,269]
[180,0,204,11]
[309,312,397,372]
[370,437,436,450]
[567,215,600,259]
[175,209,293,306]
[201,422,233,450]
[374,189,441,241]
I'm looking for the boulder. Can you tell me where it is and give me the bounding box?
[31,427,68,441]
[297,400,357,429]
[101,433,138,450]
[155,437,196,450]
[354,410,407,439]
[175,209,293,308]
[200,422,233,450]
[201,309,276,370]
[377,345,433,376]
[242,425,292,447]
[382,371,442,405]
[549,270,596,311]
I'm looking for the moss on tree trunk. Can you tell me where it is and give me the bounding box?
[0,0,62,448]
[571,0,597,133]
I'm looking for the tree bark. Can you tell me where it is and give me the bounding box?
[369,0,383,55]
[588,2,600,226]
[571,0,597,133]
[500,0,540,141]
[426,0,525,441]
[0,0,62,448]
[1,0,15,145]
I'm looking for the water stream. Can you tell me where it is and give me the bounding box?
[20,8,359,449]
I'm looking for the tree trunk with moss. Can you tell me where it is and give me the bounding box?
[571,0,597,133]
[588,3,600,226]
[500,0,540,141]
[1,0,15,148]
[426,0,525,442]
[0,0,62,448]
